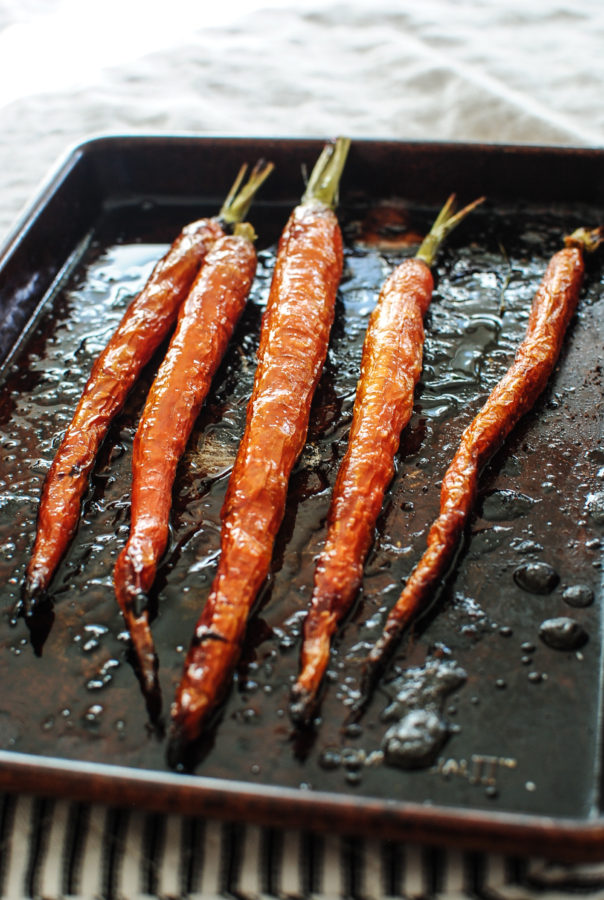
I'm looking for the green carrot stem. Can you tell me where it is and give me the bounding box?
[219,159,274,226]
[233,221,257,242]
[415,193,485,268]
[564,226,604,254]
[301,137,351,209]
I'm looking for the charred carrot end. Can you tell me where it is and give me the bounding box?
[125,608,159,696]
[353,603,417,716]
[415,194,485,268]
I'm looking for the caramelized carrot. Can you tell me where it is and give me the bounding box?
[169,138,350,750]
[290,195,484,725]
[23,164,269,613]
[114,207,268,691]
[358,225,604,703]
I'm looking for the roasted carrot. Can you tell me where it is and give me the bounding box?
[114,161,272,691]
[169,138,350,751]
[358,225,604,703]
[23,164,269,613]
[290,194,484,725]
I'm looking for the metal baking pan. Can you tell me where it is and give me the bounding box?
[0,136,602,861]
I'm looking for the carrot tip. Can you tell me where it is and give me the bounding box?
[21,572,46,616]
[21,595,55,658]
[348,667,378,722]
[166,708,206,770]
[125,610,159,696]
[350,632,400,720]
[289,684,317,728]
[166,725,195,772]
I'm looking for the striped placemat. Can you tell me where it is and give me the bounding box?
[1,794,603,899]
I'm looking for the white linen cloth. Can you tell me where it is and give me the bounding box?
[1,0,603,239]
[0,1,603,897]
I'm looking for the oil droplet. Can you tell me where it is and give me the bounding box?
[495,679,507,690]
[481,489,537,521]
[528,671,543,684]
[586,491,604,524]
[383,709,448,769]
[512,538,544,555]
[539,617,588,651]
[365,750,384,767]
[562,584,594,608]
[319,748,341,770]
[344,723,363,739]
[513,561,559,594]
[341,748,365,771]
[84,704,103,724]
[381,657,466,770]
[525,781,537,792]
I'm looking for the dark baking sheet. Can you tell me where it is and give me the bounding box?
[0,136,603,860]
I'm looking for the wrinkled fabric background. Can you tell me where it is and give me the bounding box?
[1,0,603,240]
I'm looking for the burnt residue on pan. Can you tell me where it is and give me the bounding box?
[0,196,602,820]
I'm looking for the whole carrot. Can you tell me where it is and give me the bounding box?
[358,225,603,704]
[289,194,484,726]
[114,162,272,693]
[23,164,268,613]
[169,138,350,752]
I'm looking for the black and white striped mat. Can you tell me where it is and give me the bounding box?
[0,794,603,899]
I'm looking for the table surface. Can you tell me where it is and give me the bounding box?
[1,1,603,897]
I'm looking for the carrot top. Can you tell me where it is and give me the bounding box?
[415,193,485,269]
[564,225,604,253]
[218,159,274,226]
[301,137,351,209]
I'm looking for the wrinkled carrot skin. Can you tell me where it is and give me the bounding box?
[171,201,343,744]
[113,234,257,680]
[291,258,433,721]
[24,218,225,606]
[365,244,585,679]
